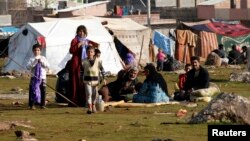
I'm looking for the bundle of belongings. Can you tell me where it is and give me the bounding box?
[205,52,222,67]
[189,82,221,102]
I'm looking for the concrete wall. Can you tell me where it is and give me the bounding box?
[0,15,11,26]
[215,9,230,20]
[122,13,160,25]
[161,8,197,22]
[197,5,215,20]
[230,9,248,20]
[154,0,208,8]
[198,0,250,20]
[58,3,107,17]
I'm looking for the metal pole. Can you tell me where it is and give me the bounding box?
[147,0,151,26]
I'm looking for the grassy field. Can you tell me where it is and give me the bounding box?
[0,60,250,141]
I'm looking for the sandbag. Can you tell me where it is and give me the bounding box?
[191,83,220,97]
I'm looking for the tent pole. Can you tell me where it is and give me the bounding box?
[138,35,145,68]
[183,45,187,65]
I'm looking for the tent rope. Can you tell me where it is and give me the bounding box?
[6,55,79,107]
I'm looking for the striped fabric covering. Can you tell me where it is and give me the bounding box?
[198,31,218,59]
[175,30,218,63]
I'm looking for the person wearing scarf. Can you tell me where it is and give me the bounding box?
[27,44,50,109]
[133,63,169,103]
[68,25,89,107]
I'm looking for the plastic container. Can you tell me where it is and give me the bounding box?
[96,95,105,112]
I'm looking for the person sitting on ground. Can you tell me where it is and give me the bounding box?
[228,44,243,65]
[241,46,248,64]
[113,67,141,102]
[98,67,141,102]
[173,64,192,101]
[124,51,137,70]
[133,63,169,103]
[212,44,229,65]
[180,56,210,101]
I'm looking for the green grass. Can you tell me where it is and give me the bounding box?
[0,65,250,141]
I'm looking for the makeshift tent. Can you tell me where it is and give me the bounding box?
[3,19,123,74]
[176,19,250,63]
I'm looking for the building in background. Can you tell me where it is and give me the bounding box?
[198,0,250,20]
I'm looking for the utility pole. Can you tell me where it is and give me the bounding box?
[5,0,8,14]
[147,0,151,26]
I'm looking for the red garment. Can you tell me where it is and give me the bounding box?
[178,73,187,90]
[68,37,85,107]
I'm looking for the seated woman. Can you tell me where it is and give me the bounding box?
[133,63,169,103]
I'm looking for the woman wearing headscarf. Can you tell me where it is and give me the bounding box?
[133,63,169,103]
[68,25,89,107]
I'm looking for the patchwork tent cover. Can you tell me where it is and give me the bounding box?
[175,19,250,63]
[3,19,123,75]
[182,20,250,37]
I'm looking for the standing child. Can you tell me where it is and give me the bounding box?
[82,46,106,114]
[156,48,166,71]
[26,44,50,109]
[95,48,105,84]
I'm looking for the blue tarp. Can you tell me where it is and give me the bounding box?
[0,26,19,33]
[152,30,174,57]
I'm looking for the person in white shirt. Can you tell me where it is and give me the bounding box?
[26,44,50,109]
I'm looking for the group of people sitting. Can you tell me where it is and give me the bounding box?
[56,53,212,107]
[98,55,211,103]
[206,44,248,66]
[99,63,170,103]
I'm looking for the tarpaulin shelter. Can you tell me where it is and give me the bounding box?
[3,19,123,75]
[0,26,19,39]
[152,30,175,57]
[176,19,250,63]
[0,26,19,57]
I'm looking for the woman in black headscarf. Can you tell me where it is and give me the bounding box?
[133,63,169,103]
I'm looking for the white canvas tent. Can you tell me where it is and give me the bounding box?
[3,19,123,74]
[44,16,153,66]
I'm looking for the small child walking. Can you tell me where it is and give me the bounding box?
[26,44,50,109]
[82,46,106,114]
